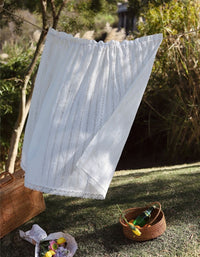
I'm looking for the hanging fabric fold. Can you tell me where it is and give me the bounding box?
[21,28,162,199]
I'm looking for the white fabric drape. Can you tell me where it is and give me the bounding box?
[21,28,162,199]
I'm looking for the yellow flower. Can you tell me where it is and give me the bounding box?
[57,237,66,244]
[128,222,141,237]
[132,227,141,237]
[44,250,56,257]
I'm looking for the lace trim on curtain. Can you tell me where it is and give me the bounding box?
[24,181,105,200]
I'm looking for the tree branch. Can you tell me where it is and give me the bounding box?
[3,77,23,83]
[50,0,68,29]
[41,0,48,29]
[57,0,68,19]
[49,0,56,20]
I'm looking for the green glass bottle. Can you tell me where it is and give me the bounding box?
[133,205,156,227]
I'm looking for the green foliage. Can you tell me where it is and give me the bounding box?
[137,0,199,36]
[0,43,36,162]
[131,0,200,162]
[60,3,95,34]
[59,0,117,35]
[94,13,117,32]
[90,0,107,12]
[60,1,97,34]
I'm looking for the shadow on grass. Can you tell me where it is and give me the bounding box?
[74,222,134,255]
[1,164,200,257]
[31,167,200,226]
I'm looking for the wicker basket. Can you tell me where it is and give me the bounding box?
[0,170,46,238]
[119,202,166,241]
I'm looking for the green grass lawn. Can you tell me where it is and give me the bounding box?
[1,162,200,257]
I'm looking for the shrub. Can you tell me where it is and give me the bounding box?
[131,0,200,162]
[59,0,117,36]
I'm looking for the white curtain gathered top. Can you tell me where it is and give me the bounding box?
[21,28,162,199]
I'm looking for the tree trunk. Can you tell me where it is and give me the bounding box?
[6,0,67,173]
[6,98,31,173]
[6,30,47,173]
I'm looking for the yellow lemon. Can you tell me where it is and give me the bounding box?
[57,237,66,244]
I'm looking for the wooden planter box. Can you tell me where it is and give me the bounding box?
[0,169,45,238]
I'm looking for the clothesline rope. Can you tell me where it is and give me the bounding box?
[2,7,47,32]
[2,7,200,39]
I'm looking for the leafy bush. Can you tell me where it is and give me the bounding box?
[94,13,117,31]
[0,43,36,165]
[60,1,95,34]
[130,0,200,162]
[59,0,117,35]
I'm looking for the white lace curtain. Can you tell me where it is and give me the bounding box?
[21,28,162,199]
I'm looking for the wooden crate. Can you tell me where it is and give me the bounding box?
[0,169,45,238]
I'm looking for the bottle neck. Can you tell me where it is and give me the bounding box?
[145,206,156,216]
